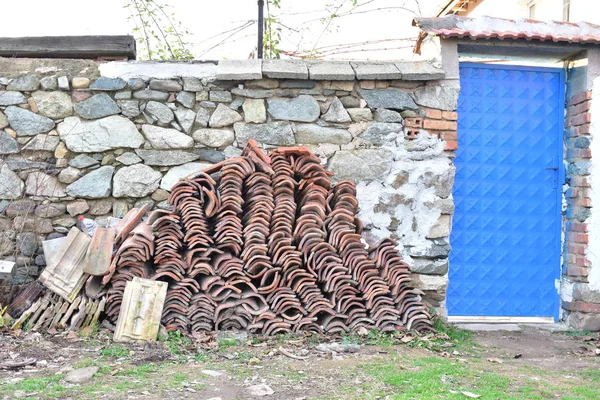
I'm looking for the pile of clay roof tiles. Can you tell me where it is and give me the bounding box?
[8,140,433,336]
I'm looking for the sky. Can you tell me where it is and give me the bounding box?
[0,0,445,60]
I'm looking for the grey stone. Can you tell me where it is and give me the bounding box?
[340,96,360,108]
[25,172,66,198]
[133,90,169,101]
[351,62,402,80]
[568,312,600,331]
[573,283,600,303]
[0,200,8,213]
[197,149,225,163]
[4,158,49,171]
[431,198,454,215]
[113,200,129,218]
[195,108,210,128]
[234,122,295,147]
[118,100,140,117]
[18,233,38,257]
[410,273,448,292]
[4,106,55,136]
[263,59,308,79]
[209,103,242,128]
[216,60,262,80]
[210,91,233,102]
[135,149,200,166]
[31,91,73,118]
[144,101,174,125]
[66,200,89,216]
[54,216,76,227]
[58,116,144,152]
[8,75,39,91]
[113,164,162,198]
[396,61,445,80]
[128,78,146,91]
[322,97,351,123]
[360,123,403,146]
[6,199,36,217]
[247,384,274,397]
[90,77,127,91]
[0,91,27,106]
[0,110,7,129]
[114,90,131,100]
[246,79,280,89]
[35,203,66,218]
[58,167,83,184]
[89,200,112,215]
[0,131,19,154]
[193,128,235,148]
[308,61,355,80]
[230,88,277,98]
[64,367,99,384]
[267,95,320,122]
[374,108,403,123]
[182,77,203,92]
[57,76,70,91]
[174,107,196,134]
[160,162,213,191]
[423,166,455,199]
[116,152,142,165]
[69,154,99,168]
[428,214,452,238]
[176,91,196,108]
[142,124,193,149]
[40,76,58,91]
[73,93,120,119]
[358,88,417,110]
[242,99,266,123]
[229,97,244,110]
[66,166,114,198]
[35,254,46,266]
[200,101,216,108]
[408,238,451,259]
[575,136,591,148]
[280,80,315,89]
[327,149,392,182]
[413,84,459,111]
[149,79,182,92]
[294,124,352,145]
[21,134,60,151]
[347,108,373,122]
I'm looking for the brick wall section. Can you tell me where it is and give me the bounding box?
[422,107,458,151]
[564,91,592,283]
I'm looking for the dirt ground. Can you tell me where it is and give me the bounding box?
[1,324,600,399]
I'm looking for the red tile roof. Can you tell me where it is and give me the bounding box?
[413,15,600,44]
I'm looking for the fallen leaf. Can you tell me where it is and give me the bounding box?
[487,357,503,364]
[401,336,414,343]
[462,391,481,398]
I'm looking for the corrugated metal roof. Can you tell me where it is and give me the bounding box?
[413,15,600,45]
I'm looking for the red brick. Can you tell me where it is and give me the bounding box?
[576,256,591,267]
[570,113,591,126]
[567,232,589,244]
[405,117,423,128]
[567,148,592,159]
[569,221,587,232]
[441,131,457,141]
[570,91,592,106]
[578,123,591,134]
[571,176,591,187]
[565,266,589,278]
[442,111,458,120]
[572,301,600,313]
[424,120,457,130]
[569,244,586,255]
[573,197,592,207]
[444,140,458,151]
[423,108,442,119]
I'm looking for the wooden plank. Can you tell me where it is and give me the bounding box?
[0,36,136,59]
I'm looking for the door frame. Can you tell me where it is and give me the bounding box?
[448,62,566,321]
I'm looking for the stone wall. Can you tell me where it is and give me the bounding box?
[0,59,458,314]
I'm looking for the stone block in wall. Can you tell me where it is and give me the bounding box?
[242,99,267,123]
[66,166,114,199]
[568,311,600,331]
[21,134,60,152]
[327,149,393,182]
[73,93,121,120]
[0,91,27,106]
[266,95,320,122]
[0,165,24,199]
[141,125,193,149]
[395,61,445,81]
[90,77,127,91]
[4,106,55,136]
[234,122,295,147]
[427,214,452,239]
[31,91,73,119]
[322,97,351,123]
[351,62,402,80]
[208,104,242,128]
[413,84,459,111]
[293,124,352,145]
[359,122,403,146]
[410,258,449,276]
[347,108,373,122]
[25,172,66,198]
[263,60,309,79]
[573,283,600,303]
[357,88,417,110]
[307,61,355,81]
[113,164,162,198]
[216,60,262,80]
[410,273,448,292]
[58,116,144,152]
[192,129,235,148]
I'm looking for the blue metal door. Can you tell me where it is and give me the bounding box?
[448,63,564,318]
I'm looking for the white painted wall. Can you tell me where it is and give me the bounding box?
[468,0,600,24]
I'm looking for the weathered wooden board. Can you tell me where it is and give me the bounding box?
[0,36,136,59]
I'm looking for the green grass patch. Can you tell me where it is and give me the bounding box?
[100,344,130,359]
[0,374,67,399]
[218,338,240,348]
